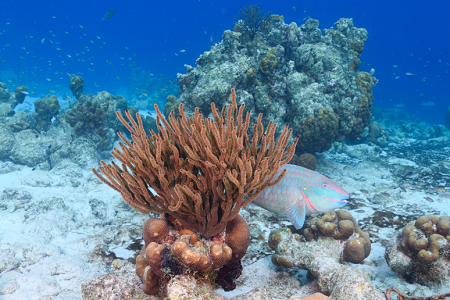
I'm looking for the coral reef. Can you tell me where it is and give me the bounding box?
[357,121,389,147]
[92,88,297,294]
[0,83,29,111]
[135,214,249,295]
[234,4,271,40]
[93,88,297,238]
[70,76,84,99]
[77,91,128,133]
[174,16,377,155]
[163,94,179,118]
[64,100,108,135]
[34,96,60,131]
[0,82,9,102]
[126,106,158,134]
[6,111,38,132]
[290,153,318,170]
[14,86,28,104]
[268,210,381,299]
[64,100,111,149]
[63,81,129,151]
[385,214,450,285]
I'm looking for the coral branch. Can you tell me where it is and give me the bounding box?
[92,88,298,237]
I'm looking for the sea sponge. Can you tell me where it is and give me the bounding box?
[385,214,450,284]
[70,76,84,99]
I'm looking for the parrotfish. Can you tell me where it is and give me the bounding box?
[251,164,349,229]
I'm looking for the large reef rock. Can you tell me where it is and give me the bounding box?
[172,17,378,154]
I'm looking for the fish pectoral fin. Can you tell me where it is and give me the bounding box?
[285,203,306,230]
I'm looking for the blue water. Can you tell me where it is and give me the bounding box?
[1,0,449,124]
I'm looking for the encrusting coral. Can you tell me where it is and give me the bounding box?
[92,88,298,295]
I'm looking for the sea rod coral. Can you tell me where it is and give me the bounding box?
[91,88,298,295]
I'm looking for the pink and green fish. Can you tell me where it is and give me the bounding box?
[251,164,349,229]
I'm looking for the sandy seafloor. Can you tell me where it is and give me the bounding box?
[1,132,450,299]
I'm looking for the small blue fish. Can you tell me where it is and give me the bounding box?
[252,164,349,229]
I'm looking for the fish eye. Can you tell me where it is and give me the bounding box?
[323,183,329,189]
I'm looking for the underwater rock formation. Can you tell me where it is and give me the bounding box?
[14,86,28,105]
[70,76,84,100]
[0,82,29,112]
[385,214,450,285]
[64,90,129,150]
[172,17,377,154]
[35,95,60,131]
[268,210,382,299]
[64,99,115,151]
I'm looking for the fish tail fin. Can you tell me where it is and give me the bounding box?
[285,203,306,229]
[115,8,118,12]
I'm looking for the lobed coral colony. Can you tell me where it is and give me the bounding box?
[92,88,298,295]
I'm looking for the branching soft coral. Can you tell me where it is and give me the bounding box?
[92,88,298,238]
